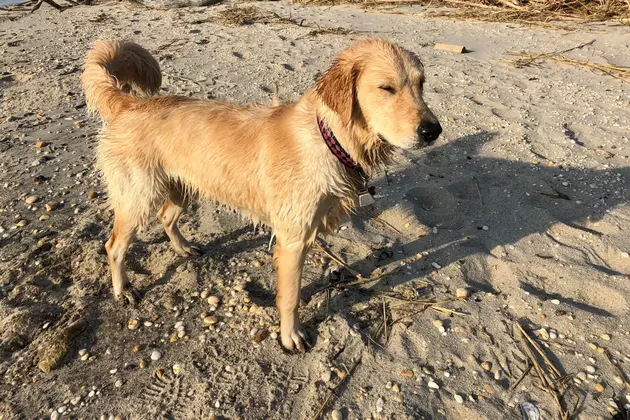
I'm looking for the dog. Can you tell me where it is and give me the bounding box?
[81,38,442,352]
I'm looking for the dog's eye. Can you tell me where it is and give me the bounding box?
[379,86,396,94]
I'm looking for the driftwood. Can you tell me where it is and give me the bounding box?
[434,43,467,53]
[31,0,66,13]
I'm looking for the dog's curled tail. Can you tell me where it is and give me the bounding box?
[82,40,162,122]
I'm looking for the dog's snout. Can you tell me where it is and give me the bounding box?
[419,120,442,144]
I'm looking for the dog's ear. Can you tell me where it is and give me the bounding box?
[316,55,361,125]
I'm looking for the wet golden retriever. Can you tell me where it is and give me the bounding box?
[81,39,442,351]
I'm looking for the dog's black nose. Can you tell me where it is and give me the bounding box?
[419,121,442,143]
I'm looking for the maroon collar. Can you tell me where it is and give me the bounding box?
[316,115,376,201]
[316,115,363,172]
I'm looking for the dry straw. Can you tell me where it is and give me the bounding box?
[506,40,630,83]
[295,0,630,26]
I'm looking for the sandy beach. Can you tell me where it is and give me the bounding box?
[1,1,629,418]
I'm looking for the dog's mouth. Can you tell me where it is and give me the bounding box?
[378,133,433,150]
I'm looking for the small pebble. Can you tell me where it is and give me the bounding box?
[537,328,550,340]
[150,350,162,361]
[172,364,182,376]
[455,288,470,299]
[577,372,587,381]
[594,383,605,393]
[114,379,122,388]
[25,195,39,204]
[481,361,492,372]
[376,397,384,413]
[207,296,220,306]
[586,365,597,374]
[428,380,439,389]
[551,299,561,305]
[322,370,332,383]
[422,366,434,375]
[601,334,611,341]
[252,329,269,344]
[203,316,219,325]
[127,319,140,330]
[330,409,343,420]
[454,394,464,404]
[391,383,400,393]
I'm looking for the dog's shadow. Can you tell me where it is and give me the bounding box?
[300,130,629,345]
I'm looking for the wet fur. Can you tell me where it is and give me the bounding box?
[82,39,438,351]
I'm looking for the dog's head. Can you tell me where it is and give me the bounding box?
[316,39,442,151]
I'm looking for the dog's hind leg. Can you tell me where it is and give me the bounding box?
[158,186,201,257]
[106,210,140,305]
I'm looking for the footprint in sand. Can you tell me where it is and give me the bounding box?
[406,180,478,230]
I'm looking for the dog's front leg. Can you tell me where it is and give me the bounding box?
[273,233,311,352]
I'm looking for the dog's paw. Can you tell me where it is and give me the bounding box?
[281,327,311,353]
[174,242,202,257]
[116,287,141,306]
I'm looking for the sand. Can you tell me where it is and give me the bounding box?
[0,1,629,419]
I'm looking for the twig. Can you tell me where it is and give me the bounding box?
[382,299,388,343]
[507,48,630,83]
[441,0,503,9]
[516,322,561,379]
[166,74,202,86]
[494,0,524,10]
[516,321,574,419]
[313,240,363,279]
[472,176,483,206]
[509,362,532,391]
[313,357,361,420]
[370,215,405,237]
[30,0,64,12]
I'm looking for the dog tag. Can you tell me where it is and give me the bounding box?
[358,188,375,207]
